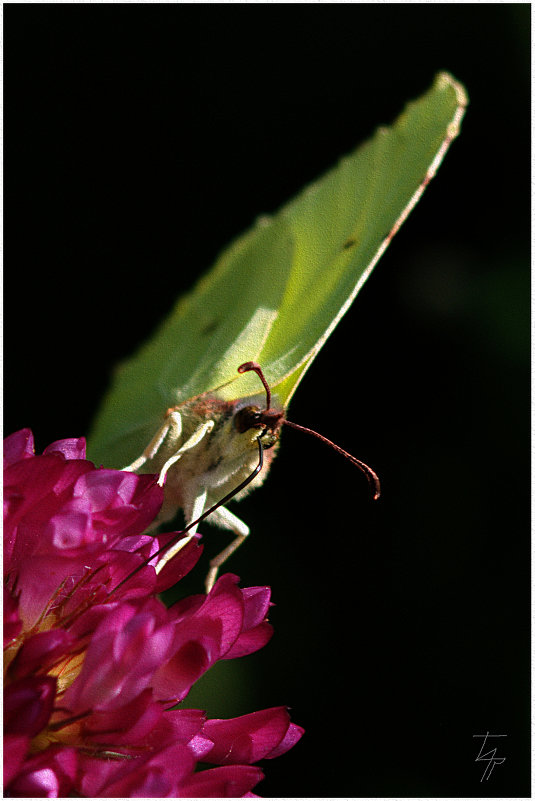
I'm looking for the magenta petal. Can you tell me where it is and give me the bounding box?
[202,707,294,765]
[240,586,272,629]
[44,501,93,551]
[4,455,94,570]
[73,469,138,511]
[84,689,163,744]
[4,676,57,737]
[153,576,247,701]
[264,721,305,758]
[154,533,203,592]
[108,562,159,600]
[4,586,22,646]
[79,743,196,798]
[12,629,74,679]
[153,639,210,702]
[107,770,174,798]
[3,734,30,785]
[43,437,86,460]
[202,574,245,654]
[178,764,265,798]
[16,554,89,629]
[7,746,77,798]
[223,621,274,659]
[188,732,215,760]
[3,429,302,796]
[165,708,207,742]
[64,598,174,713]
[4,429,34,468]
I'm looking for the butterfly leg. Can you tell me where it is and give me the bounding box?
[204,506,250,593]
[121,410,183,472]
[153,419,217,569]
[155,487,208,574]
[158,420,215,486]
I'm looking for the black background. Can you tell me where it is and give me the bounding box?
[4,5,530,798]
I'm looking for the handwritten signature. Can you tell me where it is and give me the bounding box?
[473,733,506,781]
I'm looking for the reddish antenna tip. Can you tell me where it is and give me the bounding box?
[237,361,257,374]
[283,419,381,501]
[237,362,272,410]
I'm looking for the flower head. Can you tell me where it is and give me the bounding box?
[4,430,303,797]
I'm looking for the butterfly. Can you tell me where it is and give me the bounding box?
[88,73,467,590]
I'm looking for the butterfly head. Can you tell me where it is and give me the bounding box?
[233,361,285,450]
[233,404,284,449]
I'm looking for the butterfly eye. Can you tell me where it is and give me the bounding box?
[234,405,263,434]
[234,405,284,450]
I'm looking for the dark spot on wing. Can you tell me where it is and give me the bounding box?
[200,319,220,336]
[342,238,356,250]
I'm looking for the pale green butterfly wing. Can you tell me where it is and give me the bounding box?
[89,218,295,467]
[258,72,468,405]
[88,72,467,467]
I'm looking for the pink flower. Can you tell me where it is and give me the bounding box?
[4,430,303,797]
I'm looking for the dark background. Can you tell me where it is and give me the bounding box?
[5,5,530,798]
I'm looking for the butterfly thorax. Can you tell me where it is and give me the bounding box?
[143,392,284,526]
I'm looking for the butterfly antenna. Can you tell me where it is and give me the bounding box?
[238,361,380,499]
[108,438,265,596]
[284,419,381,500]
[238,361,271,410]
